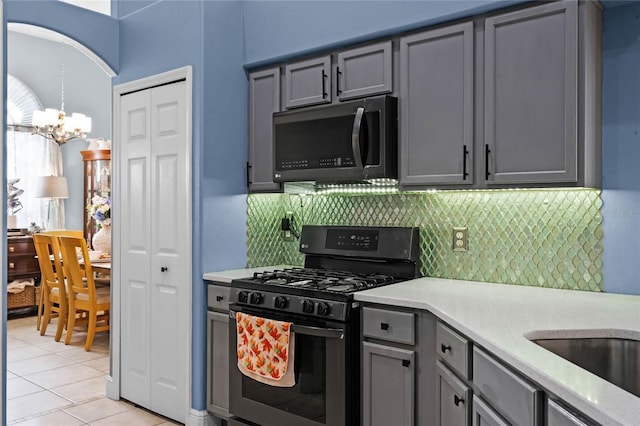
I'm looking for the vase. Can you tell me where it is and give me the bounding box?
[92,224,111,255]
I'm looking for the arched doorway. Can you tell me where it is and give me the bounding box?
[3,20,116,424]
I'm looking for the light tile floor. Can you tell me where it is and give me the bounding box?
[7,314,182,425]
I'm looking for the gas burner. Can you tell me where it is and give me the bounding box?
[265,278,288,285]
[330,284,358,292]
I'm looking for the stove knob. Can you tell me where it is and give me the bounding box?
[249,292,264,305]
[302,299,315,314]
[317,302,331,316]
[238,291,249,303]
[274,296,288,309]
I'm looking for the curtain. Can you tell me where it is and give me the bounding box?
[7,74,65,229]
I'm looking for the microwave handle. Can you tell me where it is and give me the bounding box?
[351,107,366,177]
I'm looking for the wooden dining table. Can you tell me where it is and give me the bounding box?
[79,254,111,276]
[90,261,111,275]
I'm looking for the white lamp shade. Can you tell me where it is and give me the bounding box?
[71,113,92,132]
[33,176,69,199]
[32,109,45,127]
[44,108,59,126]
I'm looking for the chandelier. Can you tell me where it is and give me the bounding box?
[31,43,92,145]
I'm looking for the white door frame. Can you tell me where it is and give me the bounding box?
[108,66,193,421]
[1,3,6,424]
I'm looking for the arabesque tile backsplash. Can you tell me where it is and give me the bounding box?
[247,189,603,291]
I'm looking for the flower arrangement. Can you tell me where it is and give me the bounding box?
[87,195,111,227]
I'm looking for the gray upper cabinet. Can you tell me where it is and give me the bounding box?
[399,22,474,187]
[484,1,578,185]
[337,41,393,101]
[284,56,331,108]
[248,67,281,193]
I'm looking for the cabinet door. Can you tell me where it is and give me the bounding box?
[472,396,510,426]
[399,22,474,186]
[547,399,591,426]
[362,341,414,426]
[284,56,331,108]
[337,41,393,101]
[436,361,471,426]
[248,67,282,192]
[207,311,230,418]
[484,1,578,185]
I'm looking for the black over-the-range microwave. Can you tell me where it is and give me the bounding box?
[272,95,398,183]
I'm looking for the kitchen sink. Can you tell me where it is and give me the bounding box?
[530,336,640,398]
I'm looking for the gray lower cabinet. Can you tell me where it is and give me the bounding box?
[472,396,510,426]
[207,311,229,418]
[484,0,578,185]
[284,56,331,108]
[206,283,231,422]
[362,341,415,426]
[473,346,543,426]
[547,399,592,426]
[336,41,393,101]
[436,361,472,426]
[399,22,474,187]
[248,67,281,192]
[361,306,437,426]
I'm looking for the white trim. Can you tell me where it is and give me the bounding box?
[0,3,6,425]
[187,409,213,426]
[111,65,193,422]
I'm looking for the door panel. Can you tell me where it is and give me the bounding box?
[120,89,152,407]
[149,81,188,421]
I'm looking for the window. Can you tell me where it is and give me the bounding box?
[7,74,64,229]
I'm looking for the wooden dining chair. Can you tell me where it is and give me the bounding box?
[35,230,84,331]
[32,234,68,341]
[58,235,111,351]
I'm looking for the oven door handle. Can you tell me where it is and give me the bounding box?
[291,323,344,339]
[230,310,344,340]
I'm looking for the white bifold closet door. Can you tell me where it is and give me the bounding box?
[119,80,189,423]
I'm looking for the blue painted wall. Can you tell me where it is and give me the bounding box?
[602,3,640,295]
[241,0,524,67]
[4,0,119,73]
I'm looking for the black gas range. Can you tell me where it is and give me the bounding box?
[230,225,420,322]
[228,225,420,426]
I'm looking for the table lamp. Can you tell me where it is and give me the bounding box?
[33,176,69,230]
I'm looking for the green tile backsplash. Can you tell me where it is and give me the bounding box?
[247,189,603,291]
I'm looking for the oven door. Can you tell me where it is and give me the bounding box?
[229,303,357,426]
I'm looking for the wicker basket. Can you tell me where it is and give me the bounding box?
[7,285,40,310]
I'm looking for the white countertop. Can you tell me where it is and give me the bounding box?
[354,277,640,426]
[203,265,293,283]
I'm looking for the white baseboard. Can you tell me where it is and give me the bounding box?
[105,375,119,400]
[187,408,216,426]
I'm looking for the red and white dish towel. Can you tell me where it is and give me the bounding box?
[236,312,296,387]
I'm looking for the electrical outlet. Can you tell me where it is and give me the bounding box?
[452,227,468,252]
[281,211,295,242]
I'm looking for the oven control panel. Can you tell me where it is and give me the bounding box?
[230,288,349,321]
